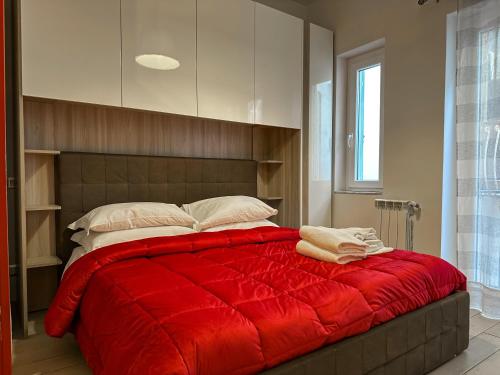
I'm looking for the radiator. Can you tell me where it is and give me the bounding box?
[374,199,421,250]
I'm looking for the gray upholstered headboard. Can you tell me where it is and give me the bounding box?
[56,152,257,263]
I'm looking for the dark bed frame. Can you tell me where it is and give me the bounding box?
[56,152,469,375]
[266,291,469,375]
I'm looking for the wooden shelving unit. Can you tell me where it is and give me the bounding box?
[256,156,285,205]
[253,126,301,227]
[256,160,284,209]
[16,109,62,335]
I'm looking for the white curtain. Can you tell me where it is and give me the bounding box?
[457,0,500,318]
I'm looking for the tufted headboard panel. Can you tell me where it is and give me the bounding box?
[56,152,257,263]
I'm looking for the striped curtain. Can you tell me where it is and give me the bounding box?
[457,0,500,318]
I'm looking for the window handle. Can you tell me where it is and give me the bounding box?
[347,133,354,149]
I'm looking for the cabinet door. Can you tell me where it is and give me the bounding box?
[21,0,121,106]
[255,4,303,129]
[121,0,197,116]
[197,0,255,123]
[308,24,333,226]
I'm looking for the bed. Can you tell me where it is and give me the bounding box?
[46,152,469,375]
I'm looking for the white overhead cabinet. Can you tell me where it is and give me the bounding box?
[197,0,255,123]
[21,0,304,128]
[121,0,197,116]
[255,4,304,129]
[20,0,122,106]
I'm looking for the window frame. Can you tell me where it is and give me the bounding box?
[346,48,385,191]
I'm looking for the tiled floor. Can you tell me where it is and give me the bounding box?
[12,312,90,375]
[11,309,500,374]
[429,309,500,375]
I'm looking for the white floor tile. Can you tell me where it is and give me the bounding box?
[465,349,500,375]
[470,309,481,317]
[429,334,499,375]
[469,314,500,338]
[486,322,500,338]
[479,333,500,347]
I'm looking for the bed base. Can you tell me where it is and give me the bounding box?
[264,291,469,375]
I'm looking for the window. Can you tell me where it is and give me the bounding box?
[346,49,384,190]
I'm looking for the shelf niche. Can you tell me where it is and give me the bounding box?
[25,152,58,207]
[253,126,300,227]
[26,210,59,269]
[23,150,61,315]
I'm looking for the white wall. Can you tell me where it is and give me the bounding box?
[308,0,458,256]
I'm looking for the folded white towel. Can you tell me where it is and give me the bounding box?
[364,239,394,255]
[297,226,394,264]
[296,240,366,264]
[341,227,378,241]
[299,226,368,254]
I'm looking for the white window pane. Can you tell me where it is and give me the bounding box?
[356,64,381,181]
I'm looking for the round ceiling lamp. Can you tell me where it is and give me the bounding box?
[135,54,180,70]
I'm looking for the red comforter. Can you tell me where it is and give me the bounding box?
[45,227,466,375]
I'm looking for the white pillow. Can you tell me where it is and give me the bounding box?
[68,202,197,233]
[71,226,196,252]
[182,196,278,231]
[202,219,279,232]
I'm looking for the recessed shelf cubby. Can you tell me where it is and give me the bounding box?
[253,126,300,226]
[20,148,62,326]
[25,210,59,269]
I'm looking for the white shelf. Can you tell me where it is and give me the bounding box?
[27,255,62,269]
[258,160,283,164]
[26,205,61,212]
[25,149,60,155]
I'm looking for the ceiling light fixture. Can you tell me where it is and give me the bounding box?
[135,54,180,70]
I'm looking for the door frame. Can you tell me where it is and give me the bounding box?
[0,0,12,372]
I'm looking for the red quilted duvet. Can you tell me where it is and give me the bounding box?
[45,227,466,375]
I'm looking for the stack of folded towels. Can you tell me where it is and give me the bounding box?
[297,226,393,264]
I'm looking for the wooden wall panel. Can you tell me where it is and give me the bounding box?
[23,97,301,228]
[23,99,55,150]
[23,98,254,159]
